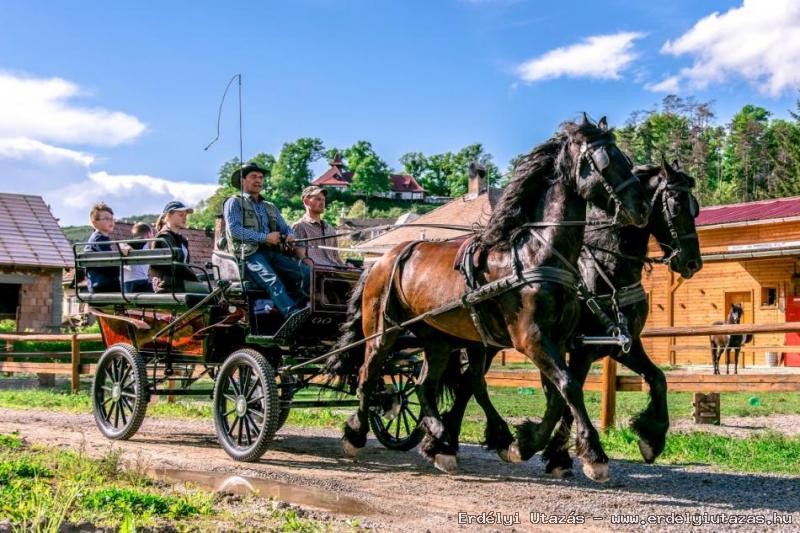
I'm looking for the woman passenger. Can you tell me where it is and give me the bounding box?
[150,201,198,292]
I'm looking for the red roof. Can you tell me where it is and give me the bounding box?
[696,196,800,227]
[312,163,425,193]
[0,193,73,269]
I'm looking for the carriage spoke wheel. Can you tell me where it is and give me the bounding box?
[92,344,148,440]
[213,348,279,462]
[368,357,424,451]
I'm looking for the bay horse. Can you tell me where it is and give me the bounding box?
[710,303,752,374]
[438,159,703,479]
[328,115,651,482]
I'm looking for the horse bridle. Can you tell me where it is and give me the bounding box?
[576,137,639,225]
[651,177,699,265]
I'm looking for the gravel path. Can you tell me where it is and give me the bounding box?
[1,408,799,532]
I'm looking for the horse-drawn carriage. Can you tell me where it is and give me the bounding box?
[73,243,425,461]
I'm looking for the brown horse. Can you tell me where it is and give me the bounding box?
[329,115,651,482]
[710,303,752,374]
[438,159,704,479]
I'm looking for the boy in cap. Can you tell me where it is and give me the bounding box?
[292,186,346,268]
[223,162,310,326]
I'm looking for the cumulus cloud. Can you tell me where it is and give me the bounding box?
[645,75,680,94]
[0,137,94,167]
[516,32,644,82]
[0,73,146,146]
[45,171,218,225]
[659,0,800,96]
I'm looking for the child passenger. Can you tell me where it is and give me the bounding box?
[122,222,153,293]
[84,203,120,293]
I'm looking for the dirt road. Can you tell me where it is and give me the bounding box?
[1,408,798,532]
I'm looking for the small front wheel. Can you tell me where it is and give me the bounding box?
[213,349,279,462]
[368,357,424,451]
[92,344,148,440]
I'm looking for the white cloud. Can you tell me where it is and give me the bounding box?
[645,75,680,93]
[660,0,800,96]
[45,171,217,225]
[0,73,146,146]
[516,32,644,82]
[0,137,94,167]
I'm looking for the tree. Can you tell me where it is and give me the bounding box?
[723,105,771,202]
[270,138,325,202]
[400,144,502,197]
[344,141,391,195]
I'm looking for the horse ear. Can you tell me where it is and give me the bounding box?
[581,112,590,126]
[672,159,680,170]
[598,116,608,131]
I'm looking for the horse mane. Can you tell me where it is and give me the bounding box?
[479,120,610,249]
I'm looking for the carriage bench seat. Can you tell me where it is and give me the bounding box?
[76,290,210,307]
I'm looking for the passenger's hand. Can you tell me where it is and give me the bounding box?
[119,243,131,256]
[266,231,282,246]
[151,277,164,292]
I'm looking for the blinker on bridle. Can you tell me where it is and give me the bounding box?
[578,137,639,224]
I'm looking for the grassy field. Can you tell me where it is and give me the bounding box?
[0,431,358,531]
[2,378,799,475]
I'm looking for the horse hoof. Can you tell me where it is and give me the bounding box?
[582,462,610,483]
[638,441,656,464]
[497,448,510,463]
[549,467,573,479]
[505,442,523,463]
[341,438,360,458]
[433,454,458,474]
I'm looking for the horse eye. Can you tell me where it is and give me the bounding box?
[591,149,609,171]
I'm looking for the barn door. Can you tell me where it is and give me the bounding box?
[724,291,753,367]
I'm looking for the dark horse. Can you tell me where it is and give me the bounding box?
[438,159,703,479]
[710,303,752,374]
[328,116,651,482]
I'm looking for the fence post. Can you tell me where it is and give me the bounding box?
[4,339,12,377]
[600,356,617,431]
[70,334,80,393]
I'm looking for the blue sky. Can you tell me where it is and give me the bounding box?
[1,0,798,225]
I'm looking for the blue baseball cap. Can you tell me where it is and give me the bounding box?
[162,200,194,214]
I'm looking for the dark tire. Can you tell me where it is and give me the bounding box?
[368,356,424,451]
[92,343,148,440]
[213,348,279,462]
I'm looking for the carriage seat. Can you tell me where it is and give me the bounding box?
[74,244,211,307]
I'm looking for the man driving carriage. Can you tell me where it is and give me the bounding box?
[223,162,311,325]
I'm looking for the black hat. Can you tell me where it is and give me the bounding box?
[231,162,269,188]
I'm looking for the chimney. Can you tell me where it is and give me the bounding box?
[468,162,487,196]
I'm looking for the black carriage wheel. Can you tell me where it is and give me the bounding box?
[92,343,148,440]
[368,357,424,451]
[213,348,279,462]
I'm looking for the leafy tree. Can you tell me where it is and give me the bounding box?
[400,143,501,197]
[270,138,325,202]
[346,199,368,219]
[344,141,391,195]
[722,105,771,202]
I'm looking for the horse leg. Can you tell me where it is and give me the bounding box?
[733,346,740,375]
[523,336,610,482]
[464,348,515,461]
[541,348,594,478]
[710,343,720,375]
[615,340,669,463]
[342,330,399,457]
[725,346,731,375]
[416,339,460,473]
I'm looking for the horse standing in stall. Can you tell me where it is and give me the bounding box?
[710,303,753,374]
[328,115,652,482]
[437,160,704,478]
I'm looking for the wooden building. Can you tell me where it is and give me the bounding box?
[643,196,800,367]
[0,193,73,331]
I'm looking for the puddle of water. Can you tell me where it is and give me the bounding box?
[148,468,372,515]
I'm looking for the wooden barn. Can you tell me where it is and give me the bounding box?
[643,195,800,367]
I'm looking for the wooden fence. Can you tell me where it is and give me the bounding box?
[2,323,800,431]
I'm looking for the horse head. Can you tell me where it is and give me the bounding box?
[728,303,744,324]
[646,158,703,278]
[564,114,651,228]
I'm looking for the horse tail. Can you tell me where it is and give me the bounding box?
[436,349,463,407]
[323,264,372,385]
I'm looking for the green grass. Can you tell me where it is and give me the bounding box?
[0,432,347,531]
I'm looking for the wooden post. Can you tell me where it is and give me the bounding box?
[600,356,617,431]
[70,334,80,393]
[5,339,13,377]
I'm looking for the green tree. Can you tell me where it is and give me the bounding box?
[344,141,391,195]
[722,105,771,202]
[270,138,325,202]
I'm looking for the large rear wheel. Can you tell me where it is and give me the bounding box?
[368,355,424,451]
[213,348,279,462]
[92,344,148,440]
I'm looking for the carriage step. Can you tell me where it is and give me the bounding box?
[272,306,312,342]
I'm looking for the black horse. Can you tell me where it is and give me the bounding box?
[438,159,703,479]
[710,303,753,375]
[328,115,651,482]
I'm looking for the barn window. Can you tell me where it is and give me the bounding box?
[761,286,778,307]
